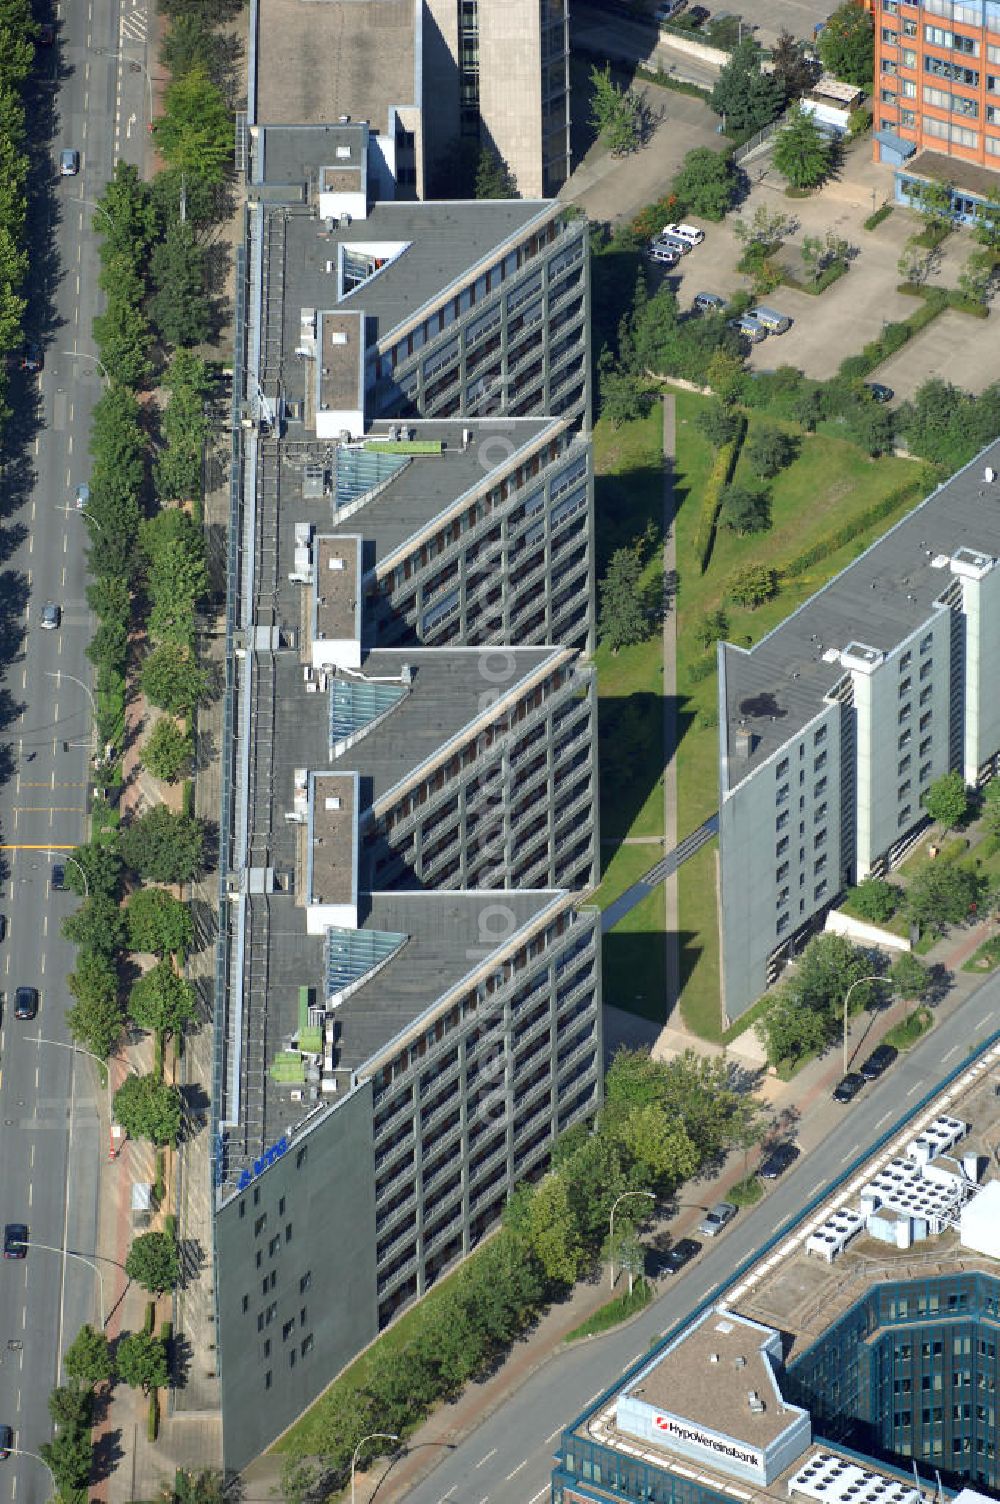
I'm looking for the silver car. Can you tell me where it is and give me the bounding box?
[696,1201,737,1238]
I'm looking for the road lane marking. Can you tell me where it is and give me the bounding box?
[975,1015,991,1031]
[907,1082,922,1096]
[942,1045,959,1062]
[528,1489,549,1503]
[475,1450,496,1469]
[840,1143,860,1163]
[875,1111,892,1128]
[437,1490,457,1502]
[505,1461,527,1480]
[39,953,45,975]
[27,1183,31,1209]
[545,1427,563,1444]
[28,1146,33,1169]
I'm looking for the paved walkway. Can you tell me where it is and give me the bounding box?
[661,396,680,1013]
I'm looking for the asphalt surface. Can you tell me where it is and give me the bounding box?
[400,971,1000,1504]
[0,2,150,1498]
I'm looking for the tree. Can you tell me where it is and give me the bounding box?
[898,235,936,288]
[148,537,209,645]
[598,359,654,427]
[154,64,233,182]
[125,1230,181,1294]
[519,1173,582,1285]
[922,770,969,831]
[142,642,209,715]
[914,177,954,237]
[696,400,740,446]
[474,147,518,199]
[589,63,644,155]
[773,105,833,189]
[957,248,995,307]
[770,28,816,102]
[47,1379,93,1434]
[982,780,1000,842]
[719,482,770,535]
[113,1074,183,1146]
[143,717,194,784]
[126,886,194,956]
[847,876,899,923]
[890,951,931,1003]
[62,894,128,958]
[161,12,224,81]
[120,805,206,884]
[711,40,784,135]
[172,1472,227,1504]
[150,220,211,347]
[64,1323,115,1387]
[757,988,828,1065]
[818,1,875,87]
[696,607,729,649]
[670,147,739,221]
[728,563,777,608]
[610,1103,699,1192]
[155,350,213,502]
[747,424,796,477]
[41,1421,93,1494]
[116,1331,170,1393]
[64,839,123,901]
[904,861,984,937]
[129,960,196,1038]
[66,951,124,1060]
[733,204,796,250]
[791,933,882,1021]
[598,544,649,651]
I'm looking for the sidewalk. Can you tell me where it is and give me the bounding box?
[311,905,1000,1504]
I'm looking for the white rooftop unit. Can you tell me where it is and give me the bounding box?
[788,1452,922,1504]
[805,1208,864,1262]
[906,1114,967,1165]
[959,1179,1000,1260]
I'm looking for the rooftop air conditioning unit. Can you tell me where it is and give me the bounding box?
[290,1089,303,1103]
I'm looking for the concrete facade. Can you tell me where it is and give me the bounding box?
[718,444,1000,1020]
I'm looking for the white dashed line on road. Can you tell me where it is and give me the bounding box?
[875,1111,892,1128]
[907,1082,922,1096]
[505,1460,527,1481]
[474,1450,496,1470]
[942,1045,959,1062]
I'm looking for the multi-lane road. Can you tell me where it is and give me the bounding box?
[402,972,1000,1504]
[0,2,149,1498]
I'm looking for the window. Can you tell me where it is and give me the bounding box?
[282,1319,295,1341]
[920,685,933,706]
[776,861,789,881]
[257,1313,264,1333]
[987,133,1000,153]
[777,887,790,906]
[881,87,897,103]
[777,758,789,777]
[777,912,790,934]
[814,853,827,874]
[285,1223,293,1243]
[777,836,789,856]
[902,46,917,67]
[255,1250,262,1269]
[920,761,933,782]
[289,1350,297,1369]
[296,1146,308,1169]
[899,704,912,724]
[901,107,917,124]
[815,776,828,797]
[278,1197,285,1216]
[300,1271,312,1293]
[920,632,933,653]
[814,880,828,901]
[265,1371,272,1391]
[302,1334,315,1357]
[899,804,912,825]
[776,810,789,832]
[899,730,912,749]
[920,710,933,731]
[263,1339,271,1358]
[242,1294,249,1313]
[899,755,911,774]
[776,783,789,805]
[815,802,827,821]
[902,78,918,96]
[882,25,898,40]
[898,780,911,799]
[920,656,933,678]
[254,1215,266,1237]
[253,1187,261,1206]
[903,17,917,34]
[239,1201,246,1220]
[814,726,827,746]
[814,750,828,772]
[899,677,911,697]
[900,650,912,670]
[815,827,827,847]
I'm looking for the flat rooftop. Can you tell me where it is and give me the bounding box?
[253,0,418,129]
[906,150,1000,200]
[318,312,364,417]
[314,536,359,643]
[328,418,562,560]
[626,1311,797,1448]
[721,439,1000,784]
[255,122,368,192]
[308,773,356,905]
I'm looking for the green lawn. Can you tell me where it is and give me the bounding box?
[602,883,667,1022]
[594,406,666,845]
[676,838,721,1038]
[593,840,665,913]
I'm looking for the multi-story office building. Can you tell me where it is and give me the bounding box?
[873,0,1000,214]
[423,0,572,198]
[718,442,1000,1020]
[553,1064,1000,1503]
[247,123,589,433]
[211,112,600,1469]
[248,0,572,202]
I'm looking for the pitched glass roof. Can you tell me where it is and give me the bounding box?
[334,446,409,511]
[329,677,407,750]
[325,926,408,1006]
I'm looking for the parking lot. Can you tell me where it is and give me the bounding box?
[652,142,1000,399]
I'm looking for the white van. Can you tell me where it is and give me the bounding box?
[661,221,705,246]
[748,306,791,333]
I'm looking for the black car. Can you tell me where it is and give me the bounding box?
[833,1071,866,1103]
[51,864,66,891]
[3,1225,27,1260]
[0,1424,11,1459]
[657,1237,701,1275]
[759,1141,799,1179]
[0,915,6,942]
[867,382,894,403]
[13,987,38,1020]
[687,4,710,20]
[19,344,42,373]
[859,1043,898,1082]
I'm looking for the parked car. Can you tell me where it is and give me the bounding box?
[728,315,767,344]
[0,1424,12,1459]
[74,482,90,509]
[13,987,38,1020]
[859,1043,898,1081]
[867,382,894,403]
[697,1201,737,1238]
[693,291,726,313]
[759,1141,799,1180]
[661,221,705,246]
[51,864,66,892]
[59,148,79,177]
[19,344,42,372]
[0,915,6,942]
[654,232,693,256]
[40,601,60,630]
[833,1071,866,1103]
[647,244,680,267]
[3,1225,27,1260]
[37,22,55,43]
[747,306,791,334]
[687,5,710,21]
[657,1237,701,1274]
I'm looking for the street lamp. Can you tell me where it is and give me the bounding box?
[350,1433,399,1504]
[31,1036,138,1160]
[73,196,116,233]
[60,348,110,388]
[842,974,895,1073]
[92,48,154,128]
[10,1450,58,1492]
[41,848,89,897]
[44,668,97,722]
[19,1240,106,1330]
[609,1190,655,1290]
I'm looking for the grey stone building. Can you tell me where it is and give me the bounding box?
[211,116,601,1470]
[718,443,1000,1020]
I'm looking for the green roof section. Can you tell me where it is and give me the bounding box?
[270,1052,306,1084]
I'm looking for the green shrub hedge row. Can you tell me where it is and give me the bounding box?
[781,469,938,580]
[838,292,947,382]
[693,415,747,574]
[864,203,894,231]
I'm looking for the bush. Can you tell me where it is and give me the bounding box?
[864,202,894,231]
[781,472,935,578]
[686,654,716,684]
[144,1300,156,1337]
[692,415,747,573]
[148,1391,160,1442]
[845,877,899,923]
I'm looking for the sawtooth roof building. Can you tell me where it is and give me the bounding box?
[209,105,600,1472]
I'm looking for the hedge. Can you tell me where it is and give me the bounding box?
[144,1300,156,1336]
[692,416,747,574]
[897,282,990,319]
[148,1391,160,1442]
[782,260,848,296]
[837,293,947,382]
[780,469,938,580]
[864,203,894,231]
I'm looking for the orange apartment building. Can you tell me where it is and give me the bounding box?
[873,0,1000,214]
